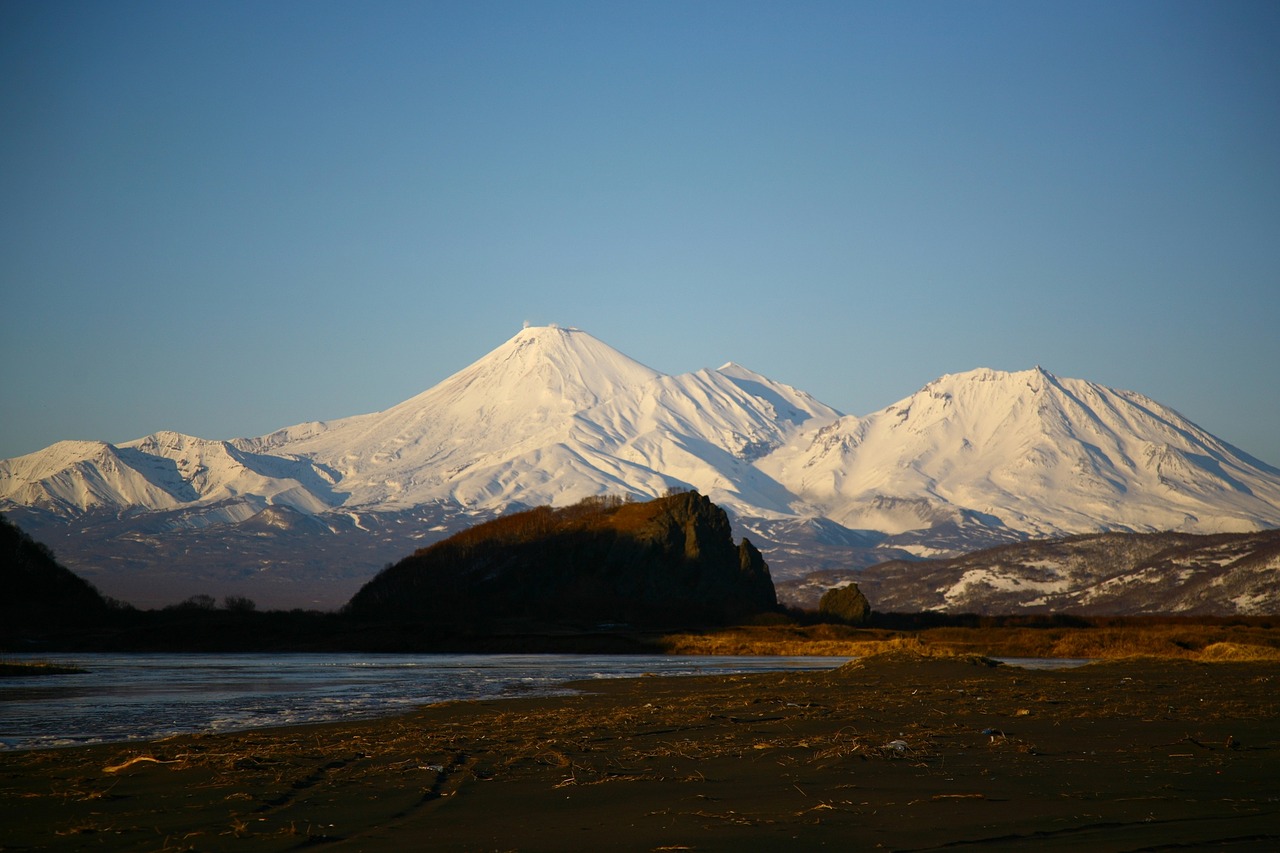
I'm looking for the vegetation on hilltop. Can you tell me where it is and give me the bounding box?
[346,491,778,628]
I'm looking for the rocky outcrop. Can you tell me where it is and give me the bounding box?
[818,582,871,624]
[346,491,777,627]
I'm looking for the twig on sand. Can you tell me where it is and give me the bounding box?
[103,755,182,774]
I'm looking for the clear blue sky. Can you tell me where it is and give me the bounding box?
[3,0,1278,465]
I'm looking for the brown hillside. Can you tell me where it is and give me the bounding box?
[346,492,777,628]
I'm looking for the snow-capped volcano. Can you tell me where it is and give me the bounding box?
[3,326,1278,610]
[238,325,670,510]
[758,366,1280,543]
[225,325,839,514]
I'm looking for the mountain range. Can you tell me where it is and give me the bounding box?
[4,325,1279,611]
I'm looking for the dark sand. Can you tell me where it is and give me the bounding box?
[1,655,1276,851]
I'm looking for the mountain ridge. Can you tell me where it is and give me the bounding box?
[3,325,1278,611]
[776,528,1280,615]
[757,365,1280,541]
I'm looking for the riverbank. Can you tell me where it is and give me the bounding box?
[0,661,86,678]
[657,618,1280,660]
[2,652,1276,851]
[0,654,844,751]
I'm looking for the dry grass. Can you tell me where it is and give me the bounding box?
[657,624,889,657]
[1194,641,1280,662]
[0,660,87,677]
[659,621,1280,662]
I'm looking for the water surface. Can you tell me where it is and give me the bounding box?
[0,653,849,751]
[0,653,1090,751]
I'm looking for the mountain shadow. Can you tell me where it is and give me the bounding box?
[345,491,778,629]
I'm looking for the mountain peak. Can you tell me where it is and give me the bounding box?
[927,365,1053,387]
[222,326,671,509]
[774,363,1280,539]
[513,322,581,342]
[435,325,663,413]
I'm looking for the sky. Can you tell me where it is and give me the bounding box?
[3,0,1279,467]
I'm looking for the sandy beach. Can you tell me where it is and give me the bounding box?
[2,653,1277,851]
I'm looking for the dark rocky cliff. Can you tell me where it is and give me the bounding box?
[346,492,777,627]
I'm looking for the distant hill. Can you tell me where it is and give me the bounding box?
[1,513,110,632]
[346,491,777,628]
[780,528,1280,615]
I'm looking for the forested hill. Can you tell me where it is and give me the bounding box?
[1,513,110,631]
[346,491,777,628]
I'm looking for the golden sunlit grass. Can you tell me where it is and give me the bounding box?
[0,660,87,677]
[658,620,1280,662]
[1194,641,1280,661]
[657,623,890,657]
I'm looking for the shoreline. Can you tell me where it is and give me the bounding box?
[2,653,1277,851]
[0,654,1086,754]
[0,653,854,753]
[0,662,87,678]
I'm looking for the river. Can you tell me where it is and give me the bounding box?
[0,653,854,751]
[0,652,1090,752]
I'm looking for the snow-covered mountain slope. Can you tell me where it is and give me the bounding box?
[3,326,1279,611]
[0,431,339,524]
[559,365,839,516]
[227,326,838,514]
[0,325,837,524]
[759,366,1280,543]
[241,325,664,498]
[805,529,1280,615]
